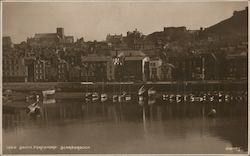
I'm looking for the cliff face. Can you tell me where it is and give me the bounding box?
[145,27,191,43]
[145,7,248,44]
[204,7,248,38]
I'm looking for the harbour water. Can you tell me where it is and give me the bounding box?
[3,93,248,154]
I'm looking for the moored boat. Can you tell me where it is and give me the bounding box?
[148,87,156,96]
[43,98,56,104]
[26,102,41,114]
[138,85,147,97]
[112,94,118,102]
[92,92,99,101]
[42,89,56,98]
[101,93,108,102]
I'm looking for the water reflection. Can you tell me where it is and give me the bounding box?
[3,98,248,154]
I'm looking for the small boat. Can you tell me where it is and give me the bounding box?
[148,87,156,96]
[43,98,56,104]
[101,93,108,102]
[42,89,55,98]
[118,91,126,102]
[224,92,230,102]
[209,96,214,102]
[202,93,207,102]
[119,91,132,102]
[112,94,118,102]
[183,94,188,102]
[191,96,203,102]
[138,85,147,97]
[26,102,41,114]
[162,94,169,101]
[92,92,99,101]
[125,94,132,101]
[169,94,175,102]
[208,108,216,117]
[85,92,92,99]
[176,94,182,103]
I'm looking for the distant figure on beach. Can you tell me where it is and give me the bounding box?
[208,107,216,117]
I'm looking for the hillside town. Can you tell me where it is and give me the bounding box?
[3,7,248,83]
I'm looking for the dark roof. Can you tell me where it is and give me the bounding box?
[34,33,59,39]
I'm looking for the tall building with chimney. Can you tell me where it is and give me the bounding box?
[27,27,74,47]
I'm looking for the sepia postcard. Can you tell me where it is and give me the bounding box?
[1,0,249,155]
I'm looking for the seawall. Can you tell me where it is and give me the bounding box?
[3,80,247,93]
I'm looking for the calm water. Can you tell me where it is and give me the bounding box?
[3,96,248,154]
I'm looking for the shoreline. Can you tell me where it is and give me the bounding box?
[3,80,247,92]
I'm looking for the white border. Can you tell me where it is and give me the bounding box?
[0,0,249,156]
[0,1,2,156]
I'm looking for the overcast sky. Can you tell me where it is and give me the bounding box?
[3,1,248,43]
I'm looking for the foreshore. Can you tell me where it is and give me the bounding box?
[3,80,247,108]
[3,80,247,92]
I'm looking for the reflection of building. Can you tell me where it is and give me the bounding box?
[81,55,115,81]
[3,56,28,82]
